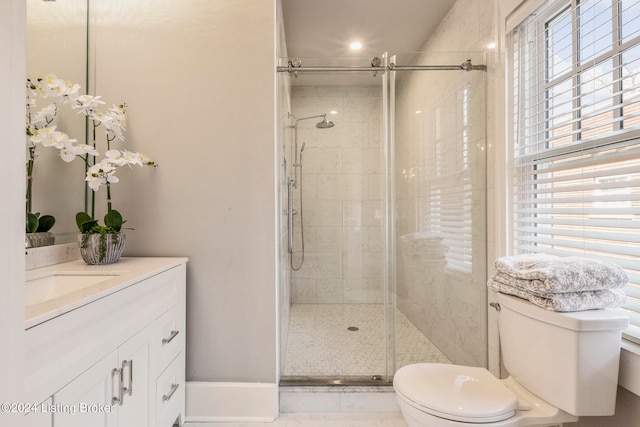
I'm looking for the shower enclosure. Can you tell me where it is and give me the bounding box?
[277,52,487,384]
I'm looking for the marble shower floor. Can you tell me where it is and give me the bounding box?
[282,304,450,379]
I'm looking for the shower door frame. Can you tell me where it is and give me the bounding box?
[277,54,487,386]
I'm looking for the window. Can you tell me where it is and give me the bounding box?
[508,0,640,343]
[417,84,475,273]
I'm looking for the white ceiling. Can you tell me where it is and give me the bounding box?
[280,0,458,86]
[281,0,457,61]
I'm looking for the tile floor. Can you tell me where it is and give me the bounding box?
[186,305,443,426]
[282,304,449,379]
[186,412,408,426]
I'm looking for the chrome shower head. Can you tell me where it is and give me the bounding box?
[316,116,335,129]
[289,112,335,128]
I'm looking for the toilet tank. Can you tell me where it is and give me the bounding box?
[496,292,629,416]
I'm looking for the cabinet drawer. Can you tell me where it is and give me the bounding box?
[151,302,185,374]
[155,353,185,427]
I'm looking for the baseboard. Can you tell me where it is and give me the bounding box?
[185,381,278,422]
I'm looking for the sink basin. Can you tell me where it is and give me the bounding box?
[25,273,120,306]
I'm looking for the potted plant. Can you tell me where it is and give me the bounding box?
[25,75,98,247]
[25,212,55,247]
[72,92,156,264]
[76,210,127,265]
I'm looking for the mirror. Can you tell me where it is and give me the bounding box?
[26,0,89,245]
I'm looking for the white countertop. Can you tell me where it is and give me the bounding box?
[25,257,188,329]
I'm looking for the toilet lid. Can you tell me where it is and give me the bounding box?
[394,364,518,423]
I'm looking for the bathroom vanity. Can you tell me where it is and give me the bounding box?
[24,257,187,427]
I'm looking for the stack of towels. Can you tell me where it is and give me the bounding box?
[487,253,628,312]
[398,232,448,262]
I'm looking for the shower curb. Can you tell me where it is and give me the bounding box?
[279,384,400,413]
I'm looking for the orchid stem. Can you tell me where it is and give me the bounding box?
[106,182,112,213]
[26,146,35,214]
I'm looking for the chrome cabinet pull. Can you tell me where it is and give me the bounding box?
[162,330,179,345]
[121,359,133,401]
[111,368,122,406]
[162,383,179,402]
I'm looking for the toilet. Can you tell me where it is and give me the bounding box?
[393,292,629,427]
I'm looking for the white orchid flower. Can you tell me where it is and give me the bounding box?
[105,149,128,166]
[73,94,106,116]
[64,82,81,102]
[86,159,119,191]
[101,108,127,142]
[28,126,48,144]
[43,74,69,100]
[30,126,75,149]
[31,104,57,127]
[86,174,103,191]
[59,142,99,163]
[121,150,143,166]
[141,154,156,167]
[59,147,76,163]
[75,144,99,157]
[106,124,126,142]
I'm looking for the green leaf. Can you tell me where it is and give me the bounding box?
[36,215,55,232]
[75,211,99,233]
[81,220,99,233]
[75,212,92,231]
[26,212,38,233]
[104,209,124,232]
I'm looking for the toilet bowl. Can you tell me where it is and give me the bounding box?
[393,363,577,427]
[393,293,629,427]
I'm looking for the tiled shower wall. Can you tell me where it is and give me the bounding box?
[289,86,383,304]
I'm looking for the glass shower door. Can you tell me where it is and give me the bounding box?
[392,51,488,370]
[278,56,392,383]
[277,52,488,384]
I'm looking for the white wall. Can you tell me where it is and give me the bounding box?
[0,1,26,425]
[91,0,278,383]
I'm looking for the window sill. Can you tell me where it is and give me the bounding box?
[619,340,640,396]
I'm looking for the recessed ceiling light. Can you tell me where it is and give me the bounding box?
[330,110,338,115]
[349,41,363,51]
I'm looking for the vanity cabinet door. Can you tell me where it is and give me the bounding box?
[53,350,118,427]
[53,327,152,427]
[116,324,152,427]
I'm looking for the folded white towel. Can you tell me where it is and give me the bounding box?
[399,232,444,242]
[398,232,448,261]
[488,277,628,312]
[495,254,628,293]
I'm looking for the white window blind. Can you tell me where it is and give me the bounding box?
[508,0,640,343]
[418,85,474,273]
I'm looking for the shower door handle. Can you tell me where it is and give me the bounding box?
[288,179,294,254]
